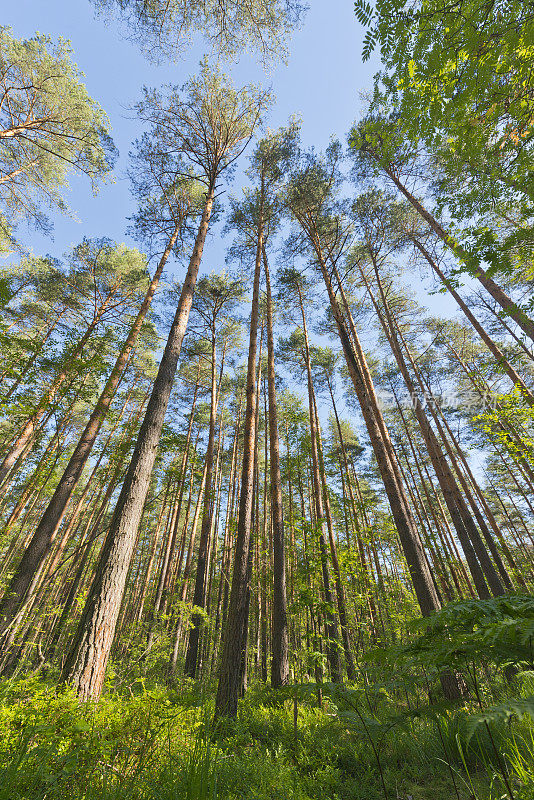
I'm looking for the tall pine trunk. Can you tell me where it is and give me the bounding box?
[60,187,215,701]
[316,250,440,617]
[295,283,342,682]
[215,196,263,719]
[184,336,220,677]
[263,248,289,689]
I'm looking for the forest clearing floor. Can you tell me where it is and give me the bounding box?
[0,672,533,800]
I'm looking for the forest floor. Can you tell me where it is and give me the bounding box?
[1,671,533,800]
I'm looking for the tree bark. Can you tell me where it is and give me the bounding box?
[184,336,221,677]
[262,247,289,689]
[215,195,263,719]
[60,187,215,701]
[316,253,440,617]
[312,393,356,678]
[294,283,342,681]
[360,263,500,597]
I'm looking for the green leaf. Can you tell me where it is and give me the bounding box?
[466,696,534,741]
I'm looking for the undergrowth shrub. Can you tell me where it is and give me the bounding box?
[2,596,534,800]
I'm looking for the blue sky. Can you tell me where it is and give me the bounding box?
[5,0,462,402]
[3,1,480,458]
[5,1,380,277]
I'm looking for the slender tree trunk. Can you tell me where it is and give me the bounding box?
[184,336,220,677]
[146,372,202,649]
[44,389,152,664]
[168,458,208,674]
[259,392,269,683]
[312,393,356,678]
[215,194,264,719]
[371,157,534,342]
[0,377,140,639]
[262,247,289,689]
[390,392,463,599]
[212,408,241,670]
[476,294,534,364]
[435,408,524,588]
[390,304,507,597]
[238,354,263,697]
[135,480,172,625]
[417,374,514,589]
[60,187,215,701]
[294,283,342,681]
[410,238,534,404]
[312,246,440,616]
[328,380,379,643]
[361,263,500,597]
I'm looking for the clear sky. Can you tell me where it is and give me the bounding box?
[5,1,381,277]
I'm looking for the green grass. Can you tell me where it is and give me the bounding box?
[0,673,533,800]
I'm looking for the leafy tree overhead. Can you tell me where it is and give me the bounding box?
[91,0,305,62]
[352,0,534,293]
[354,0,534,198]
[0,28,116,248]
